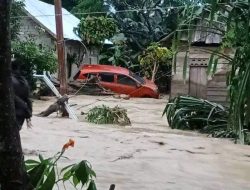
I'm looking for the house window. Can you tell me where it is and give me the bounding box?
[117,75,136,86]
[99,73,114,82]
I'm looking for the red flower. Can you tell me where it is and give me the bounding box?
[62,139,75,150]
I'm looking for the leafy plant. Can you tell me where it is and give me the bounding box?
[12,41,57,90]
[86,105,131,126]
[75,16,118,46]
[139,42,172,82]
[163,96,236,138]
[25,139,97,190]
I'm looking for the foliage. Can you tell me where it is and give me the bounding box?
[75,16,118,46]
[71,0,107,17]
[174,1,250,143]
[100,33,137,68]
[86,105,131,126]
[12,41,57,90]
[106,0,183,51]
[163,96,236,138]
[25,139,97,190]
[11,0,24,39]
[139,42,172,81]
[40,0,78,11]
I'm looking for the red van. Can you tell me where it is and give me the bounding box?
[74,64,159,98]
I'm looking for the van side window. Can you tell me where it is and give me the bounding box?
[117,75,136,86]
[99,73,114,82]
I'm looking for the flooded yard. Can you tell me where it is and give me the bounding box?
[21,95,250,190]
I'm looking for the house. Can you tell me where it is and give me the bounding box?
[18,0,112,80]
[170,24,233,106]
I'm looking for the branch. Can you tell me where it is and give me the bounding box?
[158,30,176,43]
[120,30,148,38]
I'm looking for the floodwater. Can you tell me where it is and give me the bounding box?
[21,95,250,190]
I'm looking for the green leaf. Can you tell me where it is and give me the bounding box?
[61,164,75,174]
[212,57,219,75]
[39,168,56,190]
[73,175,80,187]
[63,169,72,181]
[28,163,47,187]
[75,161,89,186]
[87,180,97,190]
[207,53,215,75]
[86,162,96,178]
[39,154,44,162]
[25,159,40,165]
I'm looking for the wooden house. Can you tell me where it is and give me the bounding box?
[170,25,233,106]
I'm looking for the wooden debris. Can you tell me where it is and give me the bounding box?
[37,95,69,117]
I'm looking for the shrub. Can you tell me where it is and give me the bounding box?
[12,41,57,90]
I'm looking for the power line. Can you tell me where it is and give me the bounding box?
[9,2,231,19]
[10,2,244,19]
[10,6,187,19]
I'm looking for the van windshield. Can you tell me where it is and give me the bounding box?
[130,71,145,84]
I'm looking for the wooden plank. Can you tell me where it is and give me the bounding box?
[207,87,228,91]
[189,67,198,97]
[207,90,228,96]
[207,95,228,102]
[198,67,207,99]
[207,81,227,87]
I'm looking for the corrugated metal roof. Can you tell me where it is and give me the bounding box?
[23,0,112,44]
[180,21,224,44]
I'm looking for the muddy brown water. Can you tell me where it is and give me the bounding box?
[21,95,250,190]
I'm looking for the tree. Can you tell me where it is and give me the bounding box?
[106,0,183,51]
[71,0,106,17]
[74,16,118,46]
[99,33,135,68]
[0,1,29,189]
[139,42,172,82]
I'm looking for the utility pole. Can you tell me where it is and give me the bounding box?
[54,0,67,94]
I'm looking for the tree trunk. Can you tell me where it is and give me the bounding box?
[151,61,158,82]
[0,1,29,189]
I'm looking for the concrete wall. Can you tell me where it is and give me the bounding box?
[18,17,55,49]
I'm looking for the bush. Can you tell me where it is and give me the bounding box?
[12,41,57,90]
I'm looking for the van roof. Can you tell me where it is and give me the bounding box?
[81,64,129,75]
